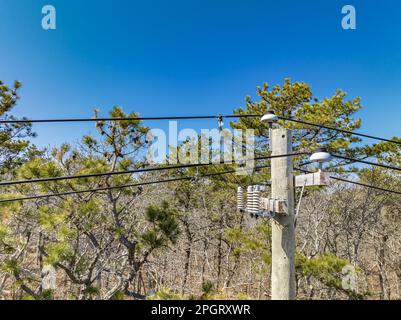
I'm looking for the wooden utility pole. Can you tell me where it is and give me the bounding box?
[270,128,296,300]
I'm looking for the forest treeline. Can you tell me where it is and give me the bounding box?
[0,79,400,300]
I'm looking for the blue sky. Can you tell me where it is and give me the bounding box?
[1,0,400,148]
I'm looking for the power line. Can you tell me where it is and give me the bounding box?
[274,115,401,146]
[1,113,399,146]
[0,153,304,187]
[295,167,401,196]
[229,113,400,146]
[329,176,401,195]
[0,114,254,124]
[0,165,271,204]
[332,154,401,172]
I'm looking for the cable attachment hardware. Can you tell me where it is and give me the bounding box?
[217,114,224,131]
[260,197,287,217]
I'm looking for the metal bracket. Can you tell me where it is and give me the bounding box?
[261,197,288,215]
[295,171,329,187]
[294,181,306,228]
[247,209,275,220]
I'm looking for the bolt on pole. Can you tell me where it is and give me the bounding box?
[270,128,296,300]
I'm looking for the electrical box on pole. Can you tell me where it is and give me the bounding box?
[295,171,330,187]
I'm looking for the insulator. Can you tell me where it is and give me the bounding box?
[247,186,254,214]
[237,187,244,212]
[218,115,224,131]
[254,186,261,210]
[251,185,261,215]
[246,185,260,216]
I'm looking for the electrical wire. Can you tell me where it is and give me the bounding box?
[275,115,401,146]
[223,113,401,146]
[295,167,401,196]
[332,154,401,172]
[0,165,271,204]
[0,153,305,187]
[0,114,256,124]
[1,113,399,146]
